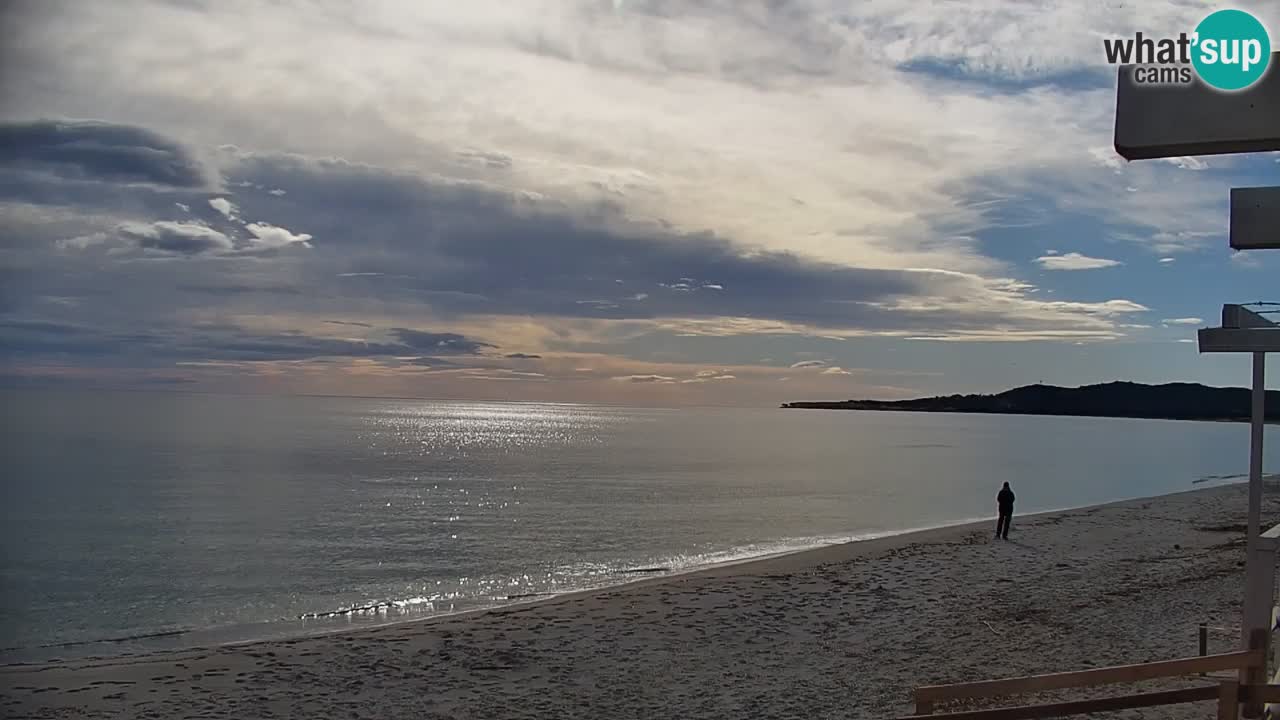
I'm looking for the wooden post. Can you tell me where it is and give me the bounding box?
[1242,355,1269,654]
[1243,629,1268,718]
[1219,680,1240,720]
[1202,623,1210,656]
[914,693,934,715]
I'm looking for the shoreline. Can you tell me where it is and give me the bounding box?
[2,485,1226,667]
[0,484,1213,666]
[0,517,994,667]
[5,482,1270,718]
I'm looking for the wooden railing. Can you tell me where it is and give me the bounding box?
[1260,521,1280,720]
[897,641,1267,720]
[1268,605,1280,719]
[898,519,1280,719]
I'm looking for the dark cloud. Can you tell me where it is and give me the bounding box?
[389,328,496,355]
[505,353,542,359]
[136,376,198,385]
[0,119,209,188]
[405,356,462,368]
[0,317,496,365]
[0,318,154,358]
[218,151,944,330]
[0,319,85,335]
[203,333,409,361]
[179,283,303,296]
[0,122,1133,375]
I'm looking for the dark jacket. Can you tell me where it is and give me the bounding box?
[997,488,1015,512]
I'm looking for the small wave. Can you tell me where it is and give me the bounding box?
[0,628,190,653]
[298,595,445,619]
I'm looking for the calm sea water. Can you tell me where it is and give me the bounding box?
[1,388,1276,662]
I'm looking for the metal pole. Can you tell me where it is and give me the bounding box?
[1242,352,1267,655]
[1249,351,1265,542]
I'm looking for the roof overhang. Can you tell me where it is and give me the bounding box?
[1114,53,1280,160]
[1199,305,1280,353]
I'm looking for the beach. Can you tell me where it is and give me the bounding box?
[3,482,1275,719]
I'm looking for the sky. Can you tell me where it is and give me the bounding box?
[1,0,1278,406]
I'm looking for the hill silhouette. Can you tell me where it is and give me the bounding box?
[781,381,1280,422]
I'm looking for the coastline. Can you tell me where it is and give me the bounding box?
[0,516,999,666]
[780,405,1280,425]
[4,481,1271,719]
[0,487,1197,666]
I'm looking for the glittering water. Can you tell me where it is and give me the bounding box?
[1,388,1275,661]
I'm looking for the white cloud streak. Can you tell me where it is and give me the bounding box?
[1035,252,1122,271]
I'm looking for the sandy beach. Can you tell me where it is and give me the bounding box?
[3,482,1276,719]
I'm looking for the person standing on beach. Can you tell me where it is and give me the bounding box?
[995,482,1015,540]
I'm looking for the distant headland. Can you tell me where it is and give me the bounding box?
[781,381,1280,423]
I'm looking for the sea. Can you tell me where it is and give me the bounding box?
[1,387,1276,663]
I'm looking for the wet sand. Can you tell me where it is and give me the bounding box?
[3,483,1274,719]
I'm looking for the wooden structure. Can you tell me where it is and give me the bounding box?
[1115,42,1280,678]
[897,638,1267,719]
[890,39,1280,720]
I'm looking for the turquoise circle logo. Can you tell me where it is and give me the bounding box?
[1192,9,1271,91]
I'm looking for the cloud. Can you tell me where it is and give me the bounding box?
[681,368,736,383]
[7,141,1161,355]
[0,317,499,365]
[406,356,463,368]
[790,360,827,369]
[244,222,312,249]
[456,148,512,169]
[1034,252,1122,271]
[1147,231,1220,255]
[389,329,495,355]
[1162,317,1203,326]
[209,197,238,219]
[118,220,233,255]
[505,352,542,359]
[8,0,1267,401]
[1163,157,1208,171]
[612,374,677,383]
[1159,257,1175,264]
[821,366,853,375]
[2,0,1212,278]
[0,119,210,188]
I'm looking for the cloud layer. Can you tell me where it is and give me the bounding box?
[3,1,1278,402]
